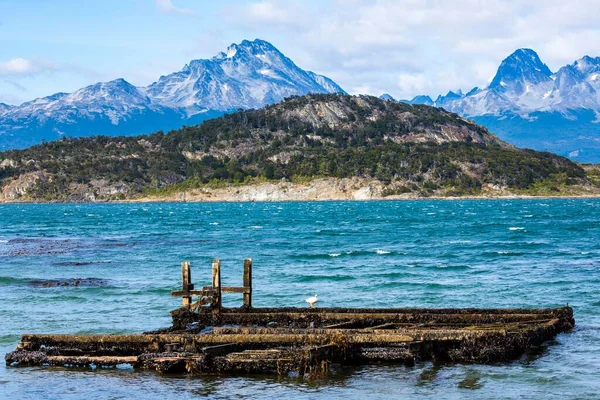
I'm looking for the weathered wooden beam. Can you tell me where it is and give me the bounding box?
[18,332,417,349]
[48,355,139,367]
[212,259,221,311]
[243,258,252,308]
[220,286,251,294]
[323,321,358,329]
[171,290,207,297]
[181,262,192,308]
[201,343,239,356]
[369,322,399,330]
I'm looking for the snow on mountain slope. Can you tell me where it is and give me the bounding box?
[404,49,600,162]
[0,39,344,150]
[0,103,14,116]
[423,49,600,119]
[145,39,345,112]
[4,79,164,125]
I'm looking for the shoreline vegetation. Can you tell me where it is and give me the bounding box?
[1,94,599,203]
[2,175,600,204]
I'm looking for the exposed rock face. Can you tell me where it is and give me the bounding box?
[0,158,17,169]
[138,178,387,202]
[264,95,503,147]
[1,171,50,200]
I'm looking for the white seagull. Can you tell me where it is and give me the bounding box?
[306,294,318,308]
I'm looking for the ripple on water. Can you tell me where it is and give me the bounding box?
[0,200,599,398]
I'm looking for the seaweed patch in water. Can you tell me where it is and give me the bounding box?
[28,278,110,288]
[5,238,79,257]
[53,261,112,267]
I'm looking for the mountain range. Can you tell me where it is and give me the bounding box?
[394,49,600,163]
[0,39,344,150]
[3,41,600,163]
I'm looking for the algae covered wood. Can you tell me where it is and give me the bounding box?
[243,258,252,308]
[4,260,576,377]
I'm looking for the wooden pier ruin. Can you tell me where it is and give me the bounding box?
[6,259,575,377]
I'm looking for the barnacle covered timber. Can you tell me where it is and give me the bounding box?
[6,306,574,376]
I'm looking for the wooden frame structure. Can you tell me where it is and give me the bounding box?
[171,259,253,311]
[5,259,575,377]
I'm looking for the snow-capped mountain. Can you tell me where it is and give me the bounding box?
[6,79,163,124]
[0,39,344,150]
[0,103,13,116]
[404,49,600,162]
[146,39,344,112]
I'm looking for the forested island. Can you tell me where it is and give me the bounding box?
[1,94,599,202]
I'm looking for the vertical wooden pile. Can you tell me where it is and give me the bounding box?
[212,259,221,311]
[181,261,192,308]
[243,258,252,309]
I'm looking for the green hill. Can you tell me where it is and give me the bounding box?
[0,94,594,201]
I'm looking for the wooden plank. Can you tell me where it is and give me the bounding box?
[243,258,252,308]
[212,259,221,311]
[221,286,251,294]
[324,321,357,329]
[370,322,399,330]
[201,343,238,356]
[47,355,139,366]
[171,290,206,297]
[19,332,418,348]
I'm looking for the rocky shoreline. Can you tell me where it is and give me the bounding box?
[3,177,599,204]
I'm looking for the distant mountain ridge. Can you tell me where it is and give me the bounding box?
[0,39,344,150]
[390,49,600,162]
[1,93,591,202]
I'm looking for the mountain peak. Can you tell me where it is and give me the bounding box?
[409,95,434,105]
[0,102,14,116]
[572,55,600,74]
[489,48,552,93]
[146,38,344,111]
[379,93,395,101]
[213,39,281,61]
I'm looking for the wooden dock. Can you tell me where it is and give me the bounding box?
[5,259,575,376]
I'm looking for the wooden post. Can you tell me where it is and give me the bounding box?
[212,259,222,311]
[181,261,192,308]
[243,258,252,309]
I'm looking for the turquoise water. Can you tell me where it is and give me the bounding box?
[0,200,599,399]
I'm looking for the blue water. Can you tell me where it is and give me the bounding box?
[0,200,599,399]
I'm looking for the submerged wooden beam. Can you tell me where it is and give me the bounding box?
[6,306,574,376]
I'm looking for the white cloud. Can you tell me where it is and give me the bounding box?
[223,0,600,99]
[0,58,55,77]
[247,1,289,22]
[156,0,195,16]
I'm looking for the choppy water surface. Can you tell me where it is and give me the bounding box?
[1,200,599,399]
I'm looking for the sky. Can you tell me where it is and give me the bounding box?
[1,0,600,105]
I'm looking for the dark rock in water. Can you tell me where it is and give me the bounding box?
[5,238,78,257]
[53,261,113,267]
[29,278,109,288]
[458,371,484,389]
[54,261,94,266]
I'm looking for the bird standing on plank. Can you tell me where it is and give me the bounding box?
[306,294,318,308]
